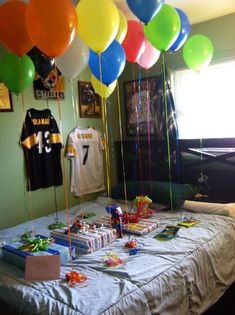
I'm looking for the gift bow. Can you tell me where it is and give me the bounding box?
[19,237,54,252]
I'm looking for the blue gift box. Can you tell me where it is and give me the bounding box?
[2,234,75,270]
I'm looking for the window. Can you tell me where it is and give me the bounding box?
[172,60,235,139]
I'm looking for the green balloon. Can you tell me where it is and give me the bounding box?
[0,53,35,94]
[183,35,214,72]
[144,4,181,52]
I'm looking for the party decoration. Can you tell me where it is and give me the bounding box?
[102,251,124,267]
[169,8,190,52]
[154,225,180,241]
[76,0,119,54]
[133,195,153,218]
[18,236,54,252]
[55,36,89,79]
[178,217,199,228]
[105,204,123,238]
[183,34,214,72]
[66,271,87,287]
[115,10,128,44]
[91,75,117,99]
[0,53,35,94]
[122,20,146,63]
[144,4,181,51]
[27,47,55,78]
[127,0,164,24]
[0,0,34,56]
[137,39,161,69]
[89,40,126,85]
[25,0,78,57]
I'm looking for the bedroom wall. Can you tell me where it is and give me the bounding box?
[0,65,107,229]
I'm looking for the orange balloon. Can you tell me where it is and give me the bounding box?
[25,0,78,58]
[0,1,34,57]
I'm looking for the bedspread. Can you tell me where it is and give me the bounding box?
[0,197,235,315]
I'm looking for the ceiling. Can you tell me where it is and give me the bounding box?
[114,0,235,25]
[0,0,234,25]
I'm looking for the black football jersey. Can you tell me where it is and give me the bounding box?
[21,108,63,190]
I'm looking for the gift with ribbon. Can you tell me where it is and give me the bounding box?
[2,234,75,270]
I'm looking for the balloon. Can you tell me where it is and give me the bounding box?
[76,0,119,54]
[0,1,34,56]
[27,47,55,78]
[137,39,161,70]
[127,0,164,24]
[25,0,78,57]
[115,10,128,44]
[144,4,181,51]
[91,75,117,98]
[122,20,146,63]
[89,40,126,85]
[183,35,214,72]
[0,43,9,60]
[169,8,190,51]
[0,53,35,94]
[55,36,89,79]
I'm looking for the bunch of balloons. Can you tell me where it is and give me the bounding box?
[0,0,214,96]
[123,1,213,73]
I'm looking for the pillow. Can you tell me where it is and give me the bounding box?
[182,200,235,218]
[111,181,197,209]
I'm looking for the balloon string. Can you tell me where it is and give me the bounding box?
[19,93,29,230]
[117,81,128,213]
[21,92,35,233]
[146,70,152,192]
[56,91,74,271]
[200,138,204,176]
[98,55,111,204]
[132,64,143,193]
[70,79,80,210]
[137,68,144,189]
[70,79,77,126]
[162,53,173,212]
[168,51,181,182]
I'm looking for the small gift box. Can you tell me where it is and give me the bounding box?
[1,234,75,270]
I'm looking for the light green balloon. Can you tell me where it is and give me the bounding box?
[183,34,214,72]
[144,4,181,52]
[0,53,35,94]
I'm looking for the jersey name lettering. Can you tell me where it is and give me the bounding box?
[77,133,93,140]
[32,118,50,125]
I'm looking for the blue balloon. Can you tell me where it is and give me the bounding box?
[127,0,165,24]
[169,8,190,51]
[89,40,126,86]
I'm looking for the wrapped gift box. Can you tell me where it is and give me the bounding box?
[93,216,158,236]
[50,226,117,254]
[1,235,75,270]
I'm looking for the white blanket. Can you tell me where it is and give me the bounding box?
[0,197,235,315]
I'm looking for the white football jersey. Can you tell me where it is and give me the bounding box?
[66,127,105,196]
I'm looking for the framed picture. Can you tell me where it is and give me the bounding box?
[0,82,13,112]
[123,77,158,136]
[78,81,101,118]
[33,67,65,100]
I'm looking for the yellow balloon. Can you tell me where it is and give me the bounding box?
[76,0,119,54]
[91,75,117,98]
[115,10,127,44]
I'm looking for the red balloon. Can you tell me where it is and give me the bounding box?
[25,0,78,58]
[122,20,146,63]
[0,1,34,56]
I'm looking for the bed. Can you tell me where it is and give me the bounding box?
[0,196,235,315]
